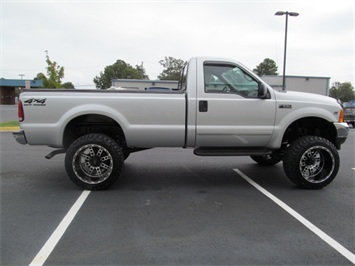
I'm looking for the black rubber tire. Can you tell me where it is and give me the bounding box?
[250,155,281,166]
[283,136,339,189]
[65,133,124,190]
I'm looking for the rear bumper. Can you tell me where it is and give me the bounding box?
[13,130,27,145]
[334,122,349,149]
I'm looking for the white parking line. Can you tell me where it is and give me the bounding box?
[233,168,355,264]
[29,190,91,266]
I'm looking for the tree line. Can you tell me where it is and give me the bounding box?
[34,52,354,102]
[92,57,186,89]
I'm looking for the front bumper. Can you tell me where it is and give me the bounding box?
[334,122,349,149]
[13,130,27,145]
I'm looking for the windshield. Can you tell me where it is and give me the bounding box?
[344,108,355,114]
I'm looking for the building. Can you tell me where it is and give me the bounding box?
[262,75,331,96]
[112,75,331,96]
[112,79,178,90]
[0,79,44,105]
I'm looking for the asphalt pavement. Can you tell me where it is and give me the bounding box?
[0,129,354,265]
[0,105,18,122]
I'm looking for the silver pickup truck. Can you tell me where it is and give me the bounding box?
[13,57,349,190]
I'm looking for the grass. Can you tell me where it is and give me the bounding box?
[0,120,19,128]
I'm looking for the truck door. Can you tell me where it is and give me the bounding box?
[196,62,276,147]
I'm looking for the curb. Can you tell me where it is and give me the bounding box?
[0,127,20,132]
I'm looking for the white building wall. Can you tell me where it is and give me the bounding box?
[112,79,178,90]
[262,75,330,96]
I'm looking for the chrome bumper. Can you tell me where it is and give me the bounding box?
[13,130,27,145]
[334,122,349,149]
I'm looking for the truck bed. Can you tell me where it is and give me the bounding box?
[20,89,187,148]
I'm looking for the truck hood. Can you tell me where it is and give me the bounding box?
[272,90,344,126]
[274,90,338,106]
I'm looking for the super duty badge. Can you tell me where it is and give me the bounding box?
[279,104,292,109]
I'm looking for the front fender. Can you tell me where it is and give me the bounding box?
[267,106,338,149]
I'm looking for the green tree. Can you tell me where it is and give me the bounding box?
[35,72,48,87]
[158,56,186,80]
[35,51,65,88]
[62,82,75,89]
[329,82,355,102]
[93,60,149,89]
[253,58,279,76]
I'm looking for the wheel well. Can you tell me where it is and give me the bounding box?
[282,117,337,146]
[63,114,126,149]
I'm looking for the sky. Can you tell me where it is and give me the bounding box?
[1,0,354,89]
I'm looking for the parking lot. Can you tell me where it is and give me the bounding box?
[0,106,354,265]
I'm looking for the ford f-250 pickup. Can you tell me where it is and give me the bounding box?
[13,57,349,190]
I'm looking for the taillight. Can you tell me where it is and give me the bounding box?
[18,100,24,122]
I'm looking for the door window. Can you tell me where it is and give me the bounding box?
[204,64,259,98]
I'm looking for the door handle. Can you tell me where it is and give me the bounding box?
[199,101,208,112]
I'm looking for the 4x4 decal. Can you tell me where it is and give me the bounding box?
[24,98,47,106]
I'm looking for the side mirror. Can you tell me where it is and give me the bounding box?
[258,83,269,99]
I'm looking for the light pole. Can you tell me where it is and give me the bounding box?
[275,11,299,92]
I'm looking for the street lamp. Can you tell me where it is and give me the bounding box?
[275,11,299,91]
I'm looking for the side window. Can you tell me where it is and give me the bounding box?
[204,64,260,98]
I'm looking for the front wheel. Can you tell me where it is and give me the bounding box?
[283,136,339,189]
[65,134,124,190]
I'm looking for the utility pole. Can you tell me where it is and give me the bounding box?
[275,11,299,92]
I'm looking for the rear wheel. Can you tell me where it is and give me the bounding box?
[283,136,339,189]
[65,133,124,190]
